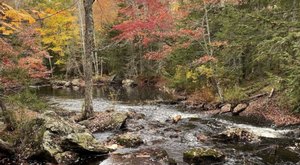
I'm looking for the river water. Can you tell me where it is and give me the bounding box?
[36,86,300,165]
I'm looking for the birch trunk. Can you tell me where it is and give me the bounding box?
[77,0,86,74]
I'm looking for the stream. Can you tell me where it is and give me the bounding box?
[36,86,300,165]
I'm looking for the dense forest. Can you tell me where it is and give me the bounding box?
[1,0,300,164]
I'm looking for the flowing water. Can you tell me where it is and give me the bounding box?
[36,86,300,165]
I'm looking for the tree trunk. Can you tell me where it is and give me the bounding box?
[77,0,85,75]
[82,0,95,119]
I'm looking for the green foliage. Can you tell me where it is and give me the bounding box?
[169,65,190,91]
[223,86,247,103]
[6,89,47,112]
[0,67,30,85]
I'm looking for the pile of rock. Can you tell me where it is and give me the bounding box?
[51,79,85,90]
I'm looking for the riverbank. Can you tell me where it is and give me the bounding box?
[176,92,300,127]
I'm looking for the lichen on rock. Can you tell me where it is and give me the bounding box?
[18,111,112,164]
[183,148,225,164]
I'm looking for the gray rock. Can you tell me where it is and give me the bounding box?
[64,81,71,87]
[113,132,143,147]
[233,103,248,115]
[19,111,111,164]
[220,104,231,114]
[79,111,128,133]
[122,79,136,87]
[71,79,85,87]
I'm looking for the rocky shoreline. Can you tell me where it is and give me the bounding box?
[36,77,300,127]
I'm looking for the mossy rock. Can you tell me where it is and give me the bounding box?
[18,111,112,164]
[114,132,143,147]
[183,148,225,164]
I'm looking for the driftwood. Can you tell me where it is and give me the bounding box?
[269,88,275,98]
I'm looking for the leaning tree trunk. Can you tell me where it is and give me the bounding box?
[82,0,95,119]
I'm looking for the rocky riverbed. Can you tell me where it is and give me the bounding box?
[30,86,300,165]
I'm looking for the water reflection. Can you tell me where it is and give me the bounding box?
[35,86,172,102]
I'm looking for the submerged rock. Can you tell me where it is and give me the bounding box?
[113,132,143,147]
[19,111,112,164]
[100,148,172,165]
[183,148,225,164]
[79,111,128,133]
[213,128,259,143]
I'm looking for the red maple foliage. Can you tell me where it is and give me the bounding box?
[1,27,49,88]
[113,0,174,46]
[113,0,208,61]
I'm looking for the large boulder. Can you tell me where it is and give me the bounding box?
[79,111,128,133]
[19,111,112,164]
[183,148,225,164]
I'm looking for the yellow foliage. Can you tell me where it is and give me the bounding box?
[0,26,13,35]
[38,8,79,60]
[186,70,198,80]
[196,65,214,78]
[54,59,65,65]
[0,3,35,35]
[170,1,180,12]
